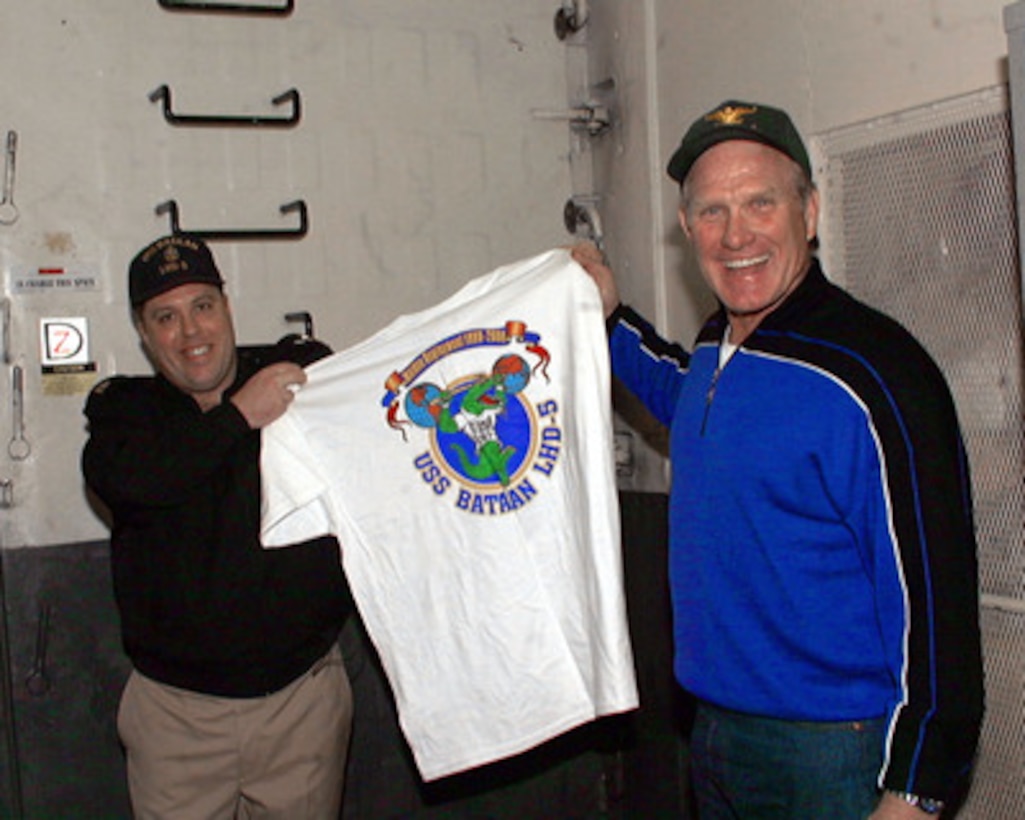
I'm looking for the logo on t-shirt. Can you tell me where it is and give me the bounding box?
[381,320,562,516]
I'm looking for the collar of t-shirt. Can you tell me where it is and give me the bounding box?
[719,325,739,368]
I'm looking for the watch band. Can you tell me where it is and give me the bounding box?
[887,790,945,814]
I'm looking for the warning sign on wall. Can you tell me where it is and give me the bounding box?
[39,317,97,395]
[14,267,100,293]
[41,317,90,367]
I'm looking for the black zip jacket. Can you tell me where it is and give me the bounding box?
[82,339,352,697]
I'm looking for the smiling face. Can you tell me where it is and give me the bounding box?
[680,139,819,343]
[134,282,237,411]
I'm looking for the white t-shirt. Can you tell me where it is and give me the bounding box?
[260,249,638,781]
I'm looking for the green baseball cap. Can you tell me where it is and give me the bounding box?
[666,100,812,184]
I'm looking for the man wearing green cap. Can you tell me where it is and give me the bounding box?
[573,101,983,818]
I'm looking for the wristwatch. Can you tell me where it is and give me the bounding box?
[887,790,945,814]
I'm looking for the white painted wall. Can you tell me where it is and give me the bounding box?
[0,1,580,548]
[0,0,1018,545]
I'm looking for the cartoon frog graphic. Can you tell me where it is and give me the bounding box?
[404,354,530,487]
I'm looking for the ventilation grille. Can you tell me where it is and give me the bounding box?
[815,86,1024,818]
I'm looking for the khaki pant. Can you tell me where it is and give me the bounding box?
[118,646,352,819]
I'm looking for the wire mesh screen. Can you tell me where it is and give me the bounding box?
[814,86,1024,818]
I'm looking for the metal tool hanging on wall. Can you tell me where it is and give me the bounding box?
[155,198,308,241]
[0,300,10,365]
[157,0,294,15]
[8,365,30,461]
[150,85,301,128]
[0,131,19,226]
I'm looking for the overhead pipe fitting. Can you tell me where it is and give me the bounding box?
[554,0,589,40]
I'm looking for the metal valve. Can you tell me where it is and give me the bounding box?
[531,103,610,137]
[554,0,589,40]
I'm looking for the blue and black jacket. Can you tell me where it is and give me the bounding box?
[609,259,983,802]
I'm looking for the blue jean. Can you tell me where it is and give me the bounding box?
[689,701,885,819]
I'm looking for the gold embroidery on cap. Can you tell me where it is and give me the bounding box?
[706,105,757,126]
[157,245,188,276]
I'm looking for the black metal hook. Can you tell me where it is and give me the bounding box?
[157,0,294,16]
[155,199,309,241]
[285,311,314,338]
[149,86,301,128]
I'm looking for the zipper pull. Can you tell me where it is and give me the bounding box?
[701,367,721,436]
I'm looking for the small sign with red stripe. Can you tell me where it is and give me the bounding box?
[13,266,99,293]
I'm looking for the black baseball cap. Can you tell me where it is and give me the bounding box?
[666,100,812,184]
[129,234,224,307]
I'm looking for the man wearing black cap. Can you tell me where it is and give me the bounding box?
[573,101,983,818]
[82,234,353,818]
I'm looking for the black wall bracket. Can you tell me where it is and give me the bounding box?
[157,0,294,16]
[155,198,309,241]
[149,86,301,128]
